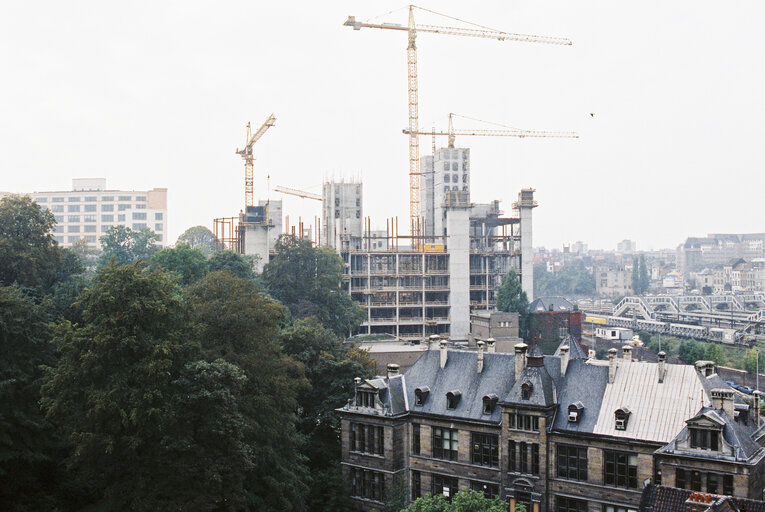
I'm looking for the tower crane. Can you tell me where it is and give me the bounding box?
[344,5,571,239]
[273,185,322,201]
[236,113,276,207]
[404,113,579,147]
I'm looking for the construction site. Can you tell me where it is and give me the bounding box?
[214,6,577,341]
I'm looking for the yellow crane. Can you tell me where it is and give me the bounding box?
[404,113,579,147]
[236,113,276,207]
[344,5,571,238]
[273,185,322,201]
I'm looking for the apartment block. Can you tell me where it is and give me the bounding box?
[28,178,168,248]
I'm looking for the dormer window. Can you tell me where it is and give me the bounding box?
[521,382,533,401]
[568,401,584,423]
[615,407,631,430]
[414,386,430,406]
[446,390,462,410]
[690,427,720,451]
[482,394,499,414]
[356,390,376,408]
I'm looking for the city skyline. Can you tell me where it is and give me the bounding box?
[1,1,763,250]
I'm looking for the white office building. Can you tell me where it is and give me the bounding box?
[420,147,470,242]
[28,178,168,248]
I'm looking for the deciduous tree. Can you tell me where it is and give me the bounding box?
[497,268,529,335]
[97,226,159,268]
[149,242,208,286]
[177,225,218,255]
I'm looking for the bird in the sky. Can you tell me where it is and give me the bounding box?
[589,113,595,117]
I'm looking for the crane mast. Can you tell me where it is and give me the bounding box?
[236,113,276,208]
[344,5,572,243]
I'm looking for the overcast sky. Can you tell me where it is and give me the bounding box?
[1,1,763,250]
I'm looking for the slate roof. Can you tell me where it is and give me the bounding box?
[639,484,765,512]
[553,334,589,360]
[551,359,609,433]
[504,355,557,408]
[529,296,575,313]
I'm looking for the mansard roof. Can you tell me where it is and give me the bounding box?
[503,355,557,408]
[551,359,609,433]
[553,334,589,360]
[529,296,575,313]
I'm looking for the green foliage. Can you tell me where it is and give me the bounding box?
[208,250,256,281]
[677,339,727,366]
[49,273,90,323]
[385,473,409,512]
[515,504,528,512]
[534,260,595,297]
[186,271,310,512]
[631,255,650,295]
[403,490,507,512]
[97,225,159,268]
[744,348,760,374]
[149,242,208,286]
[177,225,218,255]
[497,268,529,335]
[263,235,365,337]
[0,194,72,294]
[0,286,64,511]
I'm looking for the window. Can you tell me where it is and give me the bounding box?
[133,212,147,220]
[84,215,96,222]
[84,204,97,212]
[509,440,516,471]
[35,197,47,202]
[603,450,637,488]
[132,223,147,230]
[676,468,686,489]
[84,225,96,233]
[431,474,459,500]
[508,413,539,431]
[521,382,533,400]
[482,394,498,414]
[446,391,461,409]
[412,424,420,455]
[68,197,80,202]
[470,481,498,500]
[470,433,498,467]
[118,214,125,222]
[519,442,528,473]
[67,215,80,223]
[54,236,64,243]
[54,215,64,223]
[557,444,587,481]
[67,225,80,233]
[51,205,64,212]
[411,471,421,501]
[85,236,96,243]
[531,444,540,475]
[451,162,458,171]
[462,174,467,183]
[101,226,111,232]
[136,204,146,209]
[68,205,80,212]
[355,390,376,408]
[52,197,64,202]
[432,427,458,461]
[615,408,631,430]
[155,223,163,231]
[604,506,637,512]
[118,195,131,201]
[414,387,429,406]
[350,423,384,455]
[444,174,450,183]
[155,212,163,220]
[690,428,719,450]
[156,234,162,242]
[118,204,131,211]
[102,196,113,201]
[102,204,114,211]
[350,467,385,501]
[102,215,114,222]
[67,236,80,243]
[443,162,450,171]
[85,196,97,202]
[136,196,146,201]
[557,496,588,512]
[53,226,64,233]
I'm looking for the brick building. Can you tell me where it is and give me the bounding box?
[338,337,765,511]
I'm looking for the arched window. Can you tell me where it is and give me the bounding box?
[521,382,533,400]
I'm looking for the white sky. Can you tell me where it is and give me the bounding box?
[1,1,763,250]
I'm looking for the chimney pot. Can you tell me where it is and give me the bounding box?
[622,344,633,363]
[658,351,666,383]
[387,363,400,379]
[608,348,618,383]
[515,342,528,377]
[477,341,485,373]
[486,338,496,353]
[560,344,570,375]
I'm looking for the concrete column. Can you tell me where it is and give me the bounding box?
[447,207,471,340]
[243,223,270,273]
[515,188,537,301]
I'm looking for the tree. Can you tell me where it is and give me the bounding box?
[638,254,650,294]
[208,250,256,281]
[496,268,529,335]
[631,257,640,295]
[186,271,310,511]
[0,195,69,293]
[97,225,159,268]
[0,286,65,511]
[403,490,506,512]
[41,262,198,511]
[149,243,208,286]
[280,319,375,512]
[177,225,218,255]
[263,235,365,337]
[702,285,713,295]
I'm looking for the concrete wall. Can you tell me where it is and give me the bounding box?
[242,223,269,272]
[516,189,535,302]
[447,207,471,340]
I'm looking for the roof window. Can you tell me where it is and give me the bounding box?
[521,381,533,401]
[615,407,631,430]
[568,401,584,423]
[482,394,499,414]
[414,386,430,406]
[446,390,462,410]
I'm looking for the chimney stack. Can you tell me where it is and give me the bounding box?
[387,363,400,379]
[754,390,762,428]
[560,344,570,376]
[487,338,496,353]
[477,340,485,373]
[440,339,448,369]
[711,388,735,417]
[515,343,528,377]
[622,344,633,363]
[608,348,618,383]
[658,351,666,383]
